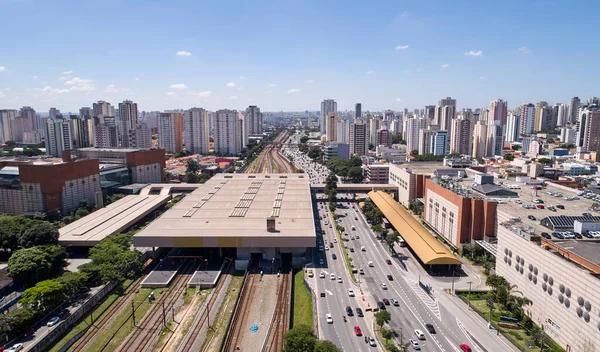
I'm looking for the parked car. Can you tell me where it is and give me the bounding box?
[540,232,551,239]
[6,344,24,352]
[332,253,337,260]
[47,316,60,327]
[528,215,536,220]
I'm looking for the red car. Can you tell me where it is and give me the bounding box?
[460,344,472,352]
[354,325,362,336]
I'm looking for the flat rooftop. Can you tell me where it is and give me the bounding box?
[133,174,315,248]
[59,194,171,246]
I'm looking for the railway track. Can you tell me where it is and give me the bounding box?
[116,259,197,352]
[244,130,294,174]
[71,258,155,352]
[261,270,292,352]
[221,264,259,351]
[173,259,233,352]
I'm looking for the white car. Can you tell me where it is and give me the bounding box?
[381,283,388,290]
[326,313,333,324]
[368,261,374,267]
[337,276,343,283]
[409,339,421,350]
[47,316,60,326]
[6,344,24,352]
[361,246,366,252]
[414,329,425,340]
[330,273,336,280]
[348,288,355,297]
[368,336,377,346]
[319,271,325,278]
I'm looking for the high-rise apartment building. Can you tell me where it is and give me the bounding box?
[337,119,350,144]
[70,117,94,148]
[488,122,503,156]
[183,108,210,155]
[505,113,520,143]
[79,107,92,119]
[0,110,17,143]
[93,116,119,148]
[418,128,437,155]
[534,101,553,132]
[19,106,38,131]
[245,105,263,135]
[560,127,575,144]
[472,121,489,158]
[44,119,73,157]
[320,99,337,135]
[377,129,392,147]
[405,117,427,153]
[132,122,152,150]
[93,101,114,118]
[434,97,456,133]
[568,97,581,124]
[450,118,472,155]
[556,103,568,126]
[369,117,381,146]
[518,103,535,135]
[214,109,240,155]
[488,99,508,125]
[325,113,339,142]
[7,110,34,143]
[349,118,369,156]
[49,108,61,120]
[433,131,449,155]
[424,105,436,120]
[118,100,139,148]
[576,107,600,152]
[158,112,183,153]
[355,103,362,118]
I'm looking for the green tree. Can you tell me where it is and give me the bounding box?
[186,159,200,173]
[56,272,89,296]
[75,208,91,218]
[511,145,522,151]
[371,224,384,233]
[391,133,403,144]
[538,158,552,165]
[5,140,17,148]
[348,166,364,183]
[314,340,342,352]
[485,291,496,323]
[300,136,309,144]
[410,150,418,157]
[21,279,65,311]
[198,173,211,184]
[486,274,508,291]
[386,231,399,253]
[381,327,394,340]
[408,200,423,215]
[374,310,391,327]
[324,173,338,201]
[19,221,59,248]
[283,324,316,352]
[476,157,484,165]
[0,307,36,340]
[185,171,200,183]
[503,154,515,161]
[7,247,53,286]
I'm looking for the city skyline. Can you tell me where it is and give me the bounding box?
[1,1,600,111]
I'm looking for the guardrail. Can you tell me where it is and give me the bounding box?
[302,272,319,337]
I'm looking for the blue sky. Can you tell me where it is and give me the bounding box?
[0,0,598,112]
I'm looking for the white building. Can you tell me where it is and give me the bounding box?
[556,103,569,126]
[349,118,368,156]
[326,112,339,142]
[519,103,535,135]
[337,119,350,144]
[93,116,119,148]
[118,100,139,148]
[132,122,152,150]
[44,119,73,157]
[183,108,210,155]
[214,109,240,155]
[561,127,575,144]
[158,112,183,153]
[320,99,337,135]
[245,105,263,135]
[450,118,472,156]
[369,117,382,147]
[505,113,521,143]
[434,97,456,133]
[0,109,17,143]
[405,117,427,153]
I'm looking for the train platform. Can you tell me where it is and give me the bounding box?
[187,264,221,289]
[141,257,184,288]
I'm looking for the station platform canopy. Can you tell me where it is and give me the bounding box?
[368,191,460,265]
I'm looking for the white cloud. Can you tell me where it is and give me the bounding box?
[64,77,96,91]
[170,83,188,90]
[176,51,192,56]
[228,95,238,100]
[166,92,177,96]
[441,64,450,68]
[396,98,404,102]
[62,70,73,74]
[248,98,254,101]
[239,76,248,80]
[395,45,409,50]
[307,79,314,84]
[464,50,483,57]
[226,82,236,88]
[188,91,211,98]
[287,88,301,94]
[32,75,38,79]
[400,11,408,19]
[104,84,129,93]
[36,86,70,95]
[237,87,243,90]
[480,76,485,80]
[41,81,47,84]
[518,46,530,54]
[58,76,67,81]
[0,92,4,98]
[0,66,6,72]
[268,90,272,93]
[135,77,139,81]
[367,70,374,75]
[268,83,278,88]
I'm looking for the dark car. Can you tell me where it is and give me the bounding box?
[556,205,565,209]
[377,301,386,310]
[574,232,582,239]
[425,323,436,334]
[387,274,394,281]
[356,307,364,317]
[382,298,390,305]
[349,248,355,252]
[583,213,592,217]
[528,215,536,220]
[386,259,392,265]
[553,232,564,239]
[332,253,337,260]
[540,232,551,239]
[346,306,354,316]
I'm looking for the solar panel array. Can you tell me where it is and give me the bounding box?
[229,179,264,217]
[183,180,229,217]
[271,180,286,218]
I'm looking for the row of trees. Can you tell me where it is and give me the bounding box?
[326,156,364,183]
[361,199,383,226]
[283,325,341,352]
[0,216,59,254]
[7,245,66,287]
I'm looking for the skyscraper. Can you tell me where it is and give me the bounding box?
[505,114,520,143]
[534,101,553,132]
[355,103,362,118]
[93,101,114,118]
[118,100,139,147]
[337,119,350,144]
[568,97,581,124]
[158,112,183,153]
[44,119,73,157]
[19,106,38,131]
[246,105,263,135]
[434,97,456,133]
[488,99,508,125]
[576,107,600,152]
[214,109,240,155]
[0,110,17,143]
[325,113,339,142]
[349,118,368,156]
[450,118,472,155]
[556,103,568,126]
[472,121,488,159]
[424,105,436,120]
[377,129,392,147]
[49,108,61,120]
[183,108,210,155]
[405,117,427,153]
[70,117,94,148]
[320,99,337,135]
[79,107,92,119]
[93,116,119,148]
[369,117,381,146]
[518,103,535,135]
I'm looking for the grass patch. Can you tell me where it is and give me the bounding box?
[329,205,357,283]
[200,272,244,351]
[48,279,134,352]
[292,270,312,329]
[84,288,154,352]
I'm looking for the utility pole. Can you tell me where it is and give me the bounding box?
[207,301,211,328]
[467,281,473,310]
[131,301,136,327]
[539,322,546,351]
[451,267,455,294]
[162,301,166,328]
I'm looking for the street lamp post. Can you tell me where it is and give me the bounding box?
[467,281,473,310]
